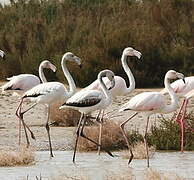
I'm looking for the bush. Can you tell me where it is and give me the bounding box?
[148,113,194,150]
[0,0,193,88]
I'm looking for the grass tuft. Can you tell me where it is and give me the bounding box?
[77,120,126,151]
[0,147,35,167]
[121,142,155,160]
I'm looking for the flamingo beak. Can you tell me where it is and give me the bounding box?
[182,78,186,84]
[108,79,115,90]
[134,50,142,59]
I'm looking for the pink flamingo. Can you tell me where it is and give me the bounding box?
[119,70,185,167]
[161,76,194,152]
[1,60,57,95]
[83,47,141,154]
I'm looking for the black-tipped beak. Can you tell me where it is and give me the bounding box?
[79,64,82,69]
[182,78,186,84]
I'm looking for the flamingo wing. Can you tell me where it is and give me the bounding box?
[65,90,102,107]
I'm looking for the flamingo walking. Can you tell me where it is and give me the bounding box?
[161,76,194,152]
[119,70,185,167]
[59,69,116,163]
[1,60,57,95]
[83,47,141,154]
[15,52,81,157]
[0,50,5,59]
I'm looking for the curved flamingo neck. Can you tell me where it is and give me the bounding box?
[121,53,135,94]
[61,56,76,97]
[98,73,110,99]
[39,64,47,83]
[163,76,179,113]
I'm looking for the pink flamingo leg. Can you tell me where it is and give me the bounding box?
[175,99,186,125]
[120,112,138,165]
[180,99,188,152]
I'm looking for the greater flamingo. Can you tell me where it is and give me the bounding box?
[161,76,194,152]
[119,70,185,167]
[59,69,116,163]
[0,50,5,59]
[83,47,141,154]
[15,52,81,157]
[1,60,57,95]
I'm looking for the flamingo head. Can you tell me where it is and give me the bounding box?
[123,47,142,59]
[166,70,185,84]
[41,60,57,72]
[99,69,115,90]
[62,52,82,68]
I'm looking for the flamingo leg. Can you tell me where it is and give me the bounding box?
[20,103,37,140]
[15,99,37,146]
[176,99,186,125]
[45,105,54,158]
[15,99,23,145]
[97,110,104,155]
[143,116,150,168]
[73,113,84,163]
[180,99,188,152]
[79,115,114,158]
[120,112,138,165]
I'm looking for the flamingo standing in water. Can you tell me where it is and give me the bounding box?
[119,70,185,167]
[59,69,116,163]
[0,50,5,59]
[15,52,81,157]
[161,76,194,152]
[83,47,141,154]
[1,60,57,95]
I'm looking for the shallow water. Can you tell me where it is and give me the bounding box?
[0,151,194,180]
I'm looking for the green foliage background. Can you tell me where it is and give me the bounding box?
[0,0,193,87]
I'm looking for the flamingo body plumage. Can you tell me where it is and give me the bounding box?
[1,60,56,95]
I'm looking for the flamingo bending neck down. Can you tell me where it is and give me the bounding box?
[119,70,185,167]
[1,60,57,95]
[161,76,194,152]
[59,69,116,163]
[15,52,81,157]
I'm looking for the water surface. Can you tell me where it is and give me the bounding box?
[0,151,194,180]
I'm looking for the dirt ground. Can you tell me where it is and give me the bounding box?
[0,81,188,152]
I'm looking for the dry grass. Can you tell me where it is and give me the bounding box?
[50,174,89,180]
[121,142,156,159]
[145,169,183,180]
[105,169,133,180]
[50,102,80,127]
[77,121,125,151]
[0,147,35,166]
